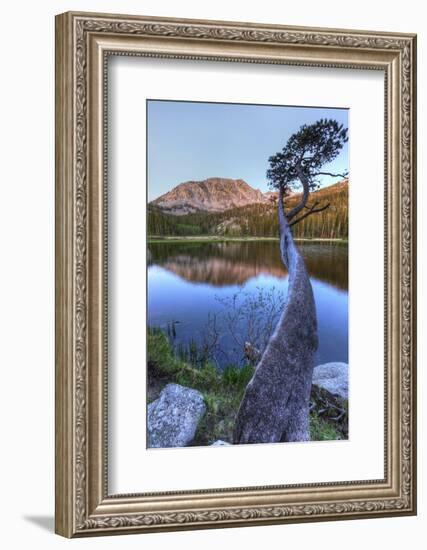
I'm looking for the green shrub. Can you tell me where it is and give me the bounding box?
[310,413,340,441]
[222,363,254,390]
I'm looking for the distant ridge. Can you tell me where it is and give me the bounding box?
[148,179,349,240]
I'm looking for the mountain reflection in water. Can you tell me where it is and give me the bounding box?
[148,241,348,366]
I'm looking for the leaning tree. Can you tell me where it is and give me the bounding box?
[234,119,348,444]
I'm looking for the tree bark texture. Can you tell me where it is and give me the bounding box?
[234,187,318,444]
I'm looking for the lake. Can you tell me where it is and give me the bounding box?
[147,240,348,368]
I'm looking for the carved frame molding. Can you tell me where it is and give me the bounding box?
[55,11,416,537]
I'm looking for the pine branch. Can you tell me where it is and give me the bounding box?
[286,165,310,221]
[313,171,348,179]
[289,201,331,227]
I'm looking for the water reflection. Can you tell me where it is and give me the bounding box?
[147,241,348,366]
[148,241,348,290]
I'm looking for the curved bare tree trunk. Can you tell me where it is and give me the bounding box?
[234,188,318,444]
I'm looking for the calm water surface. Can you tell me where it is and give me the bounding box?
[148,241,348,367]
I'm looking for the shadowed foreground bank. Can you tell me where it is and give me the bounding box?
[147,329,348,447]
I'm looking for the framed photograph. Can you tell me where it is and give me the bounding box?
[55,11,417,537]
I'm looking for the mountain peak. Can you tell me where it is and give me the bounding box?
[150,177,269,215]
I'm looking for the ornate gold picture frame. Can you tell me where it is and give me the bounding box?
[55,11,417,537]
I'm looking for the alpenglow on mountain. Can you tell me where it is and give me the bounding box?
[150,177,276,215]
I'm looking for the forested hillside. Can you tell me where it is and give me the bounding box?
[148,180,348,239]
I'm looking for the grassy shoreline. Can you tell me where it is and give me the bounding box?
[148,328,347,445]
[148,235,348,244]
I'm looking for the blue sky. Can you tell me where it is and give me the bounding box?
[147,100,348,201]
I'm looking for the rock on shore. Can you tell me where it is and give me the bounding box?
[147,383,206,448]
[312,362,348,400]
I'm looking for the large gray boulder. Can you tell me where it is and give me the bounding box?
[147,384,206,448]
[312,362,348,400]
